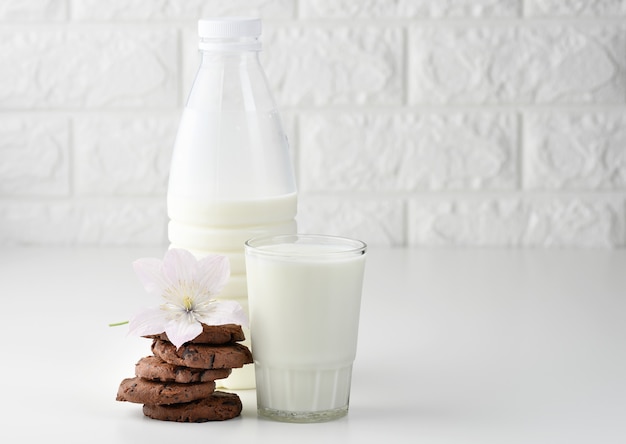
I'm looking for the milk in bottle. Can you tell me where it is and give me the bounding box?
[166,17,297,389]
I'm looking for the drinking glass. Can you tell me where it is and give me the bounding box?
[245,234,367,423]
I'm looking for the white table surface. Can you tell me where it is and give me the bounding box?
[1,246,625,443]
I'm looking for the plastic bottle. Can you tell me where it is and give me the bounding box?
[166,17,297,389]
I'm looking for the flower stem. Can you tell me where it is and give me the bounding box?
[108,321,129,327]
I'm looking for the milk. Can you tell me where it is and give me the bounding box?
[167,108,296,205]
[167,193,298,286]
[245,241,366,416]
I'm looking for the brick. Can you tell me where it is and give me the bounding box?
[408,196,625,247]
[299,112,517,192]
[72,0,295,20]
[0,200,167,245]
[0,116,69,196]
[410,25,626,104]
[526,0,626,17]
[74,115,177,196]
[0,0,66,20]
[301,0,520,18]
[0,28,177,109]
[524,112,626,190]
[263,26,403,106]
[526,197,626,247]
[297,196,404,247]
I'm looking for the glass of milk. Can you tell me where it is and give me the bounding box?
[244,234,367,423]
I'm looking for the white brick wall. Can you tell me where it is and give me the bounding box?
[0,0,625,248]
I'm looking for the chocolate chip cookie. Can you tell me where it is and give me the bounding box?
[135,356,232,383]
[116,376,215,405]
[144,323,245,345]
[151,339,253,370]
[143,391,243,422]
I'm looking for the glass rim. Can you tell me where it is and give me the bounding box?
[245,233,367,258]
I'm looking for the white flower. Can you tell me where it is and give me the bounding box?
[128,248,248,349]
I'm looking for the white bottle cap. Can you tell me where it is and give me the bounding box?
[198,17,262,50]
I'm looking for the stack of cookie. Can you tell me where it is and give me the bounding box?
[116,323,253,422]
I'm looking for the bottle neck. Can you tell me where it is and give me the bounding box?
[189,43,274,112]
[198,36,261,52]
[198,47,262,68]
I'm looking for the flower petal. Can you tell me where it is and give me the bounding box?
[199,300,249,328]
[128,307,169,337]
[132,258,168,295]
[195,254,230,295]
[162,249,198,286]
[164,317,203,349]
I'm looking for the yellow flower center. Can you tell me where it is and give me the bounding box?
[182,295,194,311]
